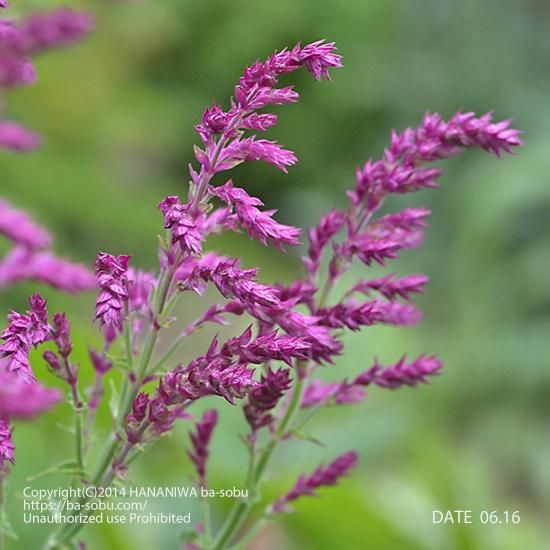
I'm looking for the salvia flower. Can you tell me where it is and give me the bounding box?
[354,355,443,389]
[198,258,281,309]
[0,247,96,292]
[51,313,72,358]
[318,300,422,331]
[157,361,258,406]
[0,369,61,418]
[301,379,366,409]
[212,181,301,250]
[159,196,203,256]
[187,409,218,487]
[351,112,521,207]
[188,40,342,208]
[305,209,346,276]
[220,326,311,366]
[0,199,51,249]
[0,419,14,465]
[244,368,292,431]
[94,252,130,332]
[271,451,358,513]
[350,273,429,301]
[0,121,40,152]
[0,293,50,382]
[14,9,93,55]
[301,355,443,409]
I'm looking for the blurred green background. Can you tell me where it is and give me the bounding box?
[2,0,550,549]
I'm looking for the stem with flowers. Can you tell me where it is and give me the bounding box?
[0,19,523,550]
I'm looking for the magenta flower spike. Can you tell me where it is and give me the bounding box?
[94,252,130,332]
[0,35,523,548]
[0,200,52,249]
[187,409,218,487]
[271,451,358,513]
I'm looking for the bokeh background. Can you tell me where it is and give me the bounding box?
[2,0,550,549]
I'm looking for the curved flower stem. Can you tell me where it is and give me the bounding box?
[212,271,335,550]
[61,357,85,475]
[51,422,151,547]
[49,266,177,547]
[202,496,212,547]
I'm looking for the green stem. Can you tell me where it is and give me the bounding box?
[74,409,84,475]
[123,305,134,371]
[150,331,186,374]
[212,274,333,549]
[212,375,305,550]
[49,267,176,547]
[202,496,212,547]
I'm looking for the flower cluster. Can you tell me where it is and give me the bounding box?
[187,409,218,487]
[0,294,65,466]
[0,37,522,549]
[244,368,292,431]
[0,246,96,292]
[0,293,50,383]
[94,252,130,333]
[271,451,358,513]
[301,355,444,408]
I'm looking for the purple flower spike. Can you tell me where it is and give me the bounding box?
[0,200,51,249]
[187,409,218,487]
[305,209,346,276]
[16,9,94,55]
[0,293,50,383]
[355,355,443,389]
[301,379,366,409]
[89,348,112,375]
[218,138,297,173]
[159,362,258,405]
[271,451,358,513]
[351,112,521,206]
[188,40,342,207]
[0,122,40,152]
[244,368,292,431]
[94,252,130,332]
[212,181,301,250]
[0,370,61,418]
[51,313,72,358]
[351,273,429,301]
[318,300,422,331]
[199,258,281,309]
[0,420,14,466]
[0,248,96,292]
[159,196,203,256]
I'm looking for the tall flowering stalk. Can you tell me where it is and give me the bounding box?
[0,34,521,549]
